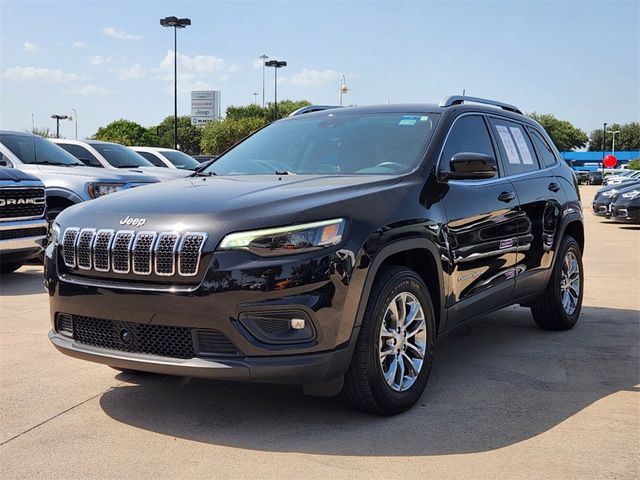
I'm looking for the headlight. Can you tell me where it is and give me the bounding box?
[602,190,618,197]
[50,222,61,244]
[219,218,346,256]
[622,190,640,200]
[87,183,125,199]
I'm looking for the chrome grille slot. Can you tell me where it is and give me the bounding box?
[178,233,207,276]
[112,231,134,273]
[62,228,79,268]
[93,230,114,272]
[154,232,179,276]
[132,232,156,275]
[76,229,96,270]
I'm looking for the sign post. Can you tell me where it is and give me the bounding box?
[191,90,221,126]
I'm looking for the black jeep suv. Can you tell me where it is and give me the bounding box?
[45,96,584,415]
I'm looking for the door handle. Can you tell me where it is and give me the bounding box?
[548,182,560,192]
[498,191,516,203]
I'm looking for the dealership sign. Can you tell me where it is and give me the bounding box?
[191,90,221,126]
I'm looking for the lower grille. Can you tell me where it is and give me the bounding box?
[57,314,240,359]
[0,227,46,241]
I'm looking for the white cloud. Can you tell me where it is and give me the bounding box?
[102,27,142,41]
[219,74,230,83]
[22,42,38,54]
[159,50,225,75]
[227,63,240,73]
[3,66,80,83]
[72,41,87,49]
[65,84,111,96]
[90,55,112,66]
[281,68,341,87]
[113,64,145,80]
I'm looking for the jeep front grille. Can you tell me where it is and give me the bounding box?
[61,227,207,278]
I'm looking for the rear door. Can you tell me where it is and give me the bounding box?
[487,117,565,298]
[439,114,521,327]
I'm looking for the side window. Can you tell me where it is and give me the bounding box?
[488,118,539,176]
[441,115,497,175]
[58,144,102,168]
[528,128,558,168]
[137,151,166,167]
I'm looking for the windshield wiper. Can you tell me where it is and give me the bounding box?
[275,170,295,175]
[192,170,216,177]
[34,160,77,166]
[117,165,144,169]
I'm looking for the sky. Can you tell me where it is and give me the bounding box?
[0,0,638,139]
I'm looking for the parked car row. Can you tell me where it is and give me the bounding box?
[592,180,640,224]
[0,131,201,272]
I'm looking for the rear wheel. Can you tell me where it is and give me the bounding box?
[531,235,583,330]
[341,266,435,415]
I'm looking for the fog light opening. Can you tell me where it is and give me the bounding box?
[290,318,306,330]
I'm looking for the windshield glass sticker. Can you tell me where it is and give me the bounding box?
[398,115,419,126]
[496,125,520,164]
[509,127,534,164]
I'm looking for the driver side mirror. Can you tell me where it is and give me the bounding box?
[441,152,497,181]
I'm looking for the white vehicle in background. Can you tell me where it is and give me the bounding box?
[51,139,189,181]
[604,170,640,186]
[130,146,200,171]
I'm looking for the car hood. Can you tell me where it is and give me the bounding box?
[0,166,42,182]
[19,164,158,184]
[55,174,404,245]
[122,166,189,180]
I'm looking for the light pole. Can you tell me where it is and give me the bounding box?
[252,92,259,105]
[339,74,348,106]
[51,114,69,138]
[265,60,286,120]
[71,108,77,139]
[608,129,621,154]
[258,54,268,107]
[160,16,191,150]
[601,122,607,171]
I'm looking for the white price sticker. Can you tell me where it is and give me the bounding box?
[496,125,520,164]
[509,127,534,164]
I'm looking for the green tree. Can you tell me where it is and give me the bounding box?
[588,122,640,152]
[626,158,640,170]
[527,113,588,151]
[200,117,267,155]
[92,119,158,146]
[156,115,203,155]
[225,99,311,122]
[264,99,311,120]
[226,104,267,121]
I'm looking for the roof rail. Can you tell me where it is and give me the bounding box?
[288,105,342,117]
[439,95,523,115]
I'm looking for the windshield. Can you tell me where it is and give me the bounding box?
[91,143,154,168]
[161,150,200,170]
[0,134,84,165]
[204,112,439,176]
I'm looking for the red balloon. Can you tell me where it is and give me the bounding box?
[603,155,617,168]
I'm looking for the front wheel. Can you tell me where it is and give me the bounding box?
[341,266,435,415]
[531,235,583,330]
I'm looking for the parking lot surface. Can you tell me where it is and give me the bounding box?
[1,186,638,479]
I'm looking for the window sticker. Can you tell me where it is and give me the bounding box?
[495,125,520,164]
[398,115,419,126]
[509,127,534,164]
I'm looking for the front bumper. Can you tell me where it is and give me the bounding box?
[592,200,612,217]
[0,218,47,261]
[611,204,640,224]
[45,241,366,384]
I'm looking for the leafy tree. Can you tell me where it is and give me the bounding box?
[225,99,311,122]
[264,99,311,120]
[156,115,203,155]
[626,158,640,170]
[27,127,53,138]
[200,117,266,155]
[527,113,588,151]
[92,119,158,146]
[226,104,267,121]
[588,122,640,152]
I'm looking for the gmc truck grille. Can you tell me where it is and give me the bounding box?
[55,313,240,358]
[62,228,206,277]
[0,187,46,220]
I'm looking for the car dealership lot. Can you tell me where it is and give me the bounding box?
[1,186,638,479]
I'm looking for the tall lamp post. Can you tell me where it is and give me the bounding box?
[265,60,286,120]
[252,92,259,105]
[601,122,607,172]
[51,114,69,138]
[160,16,191,150]
[339,74,348,106]
[608,129,621,155]
[71,108,78,139]
[258,54,269,107]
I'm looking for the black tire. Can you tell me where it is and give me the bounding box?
[531,235,583,331]
[341,266,435,415]
[1,262,24,274]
